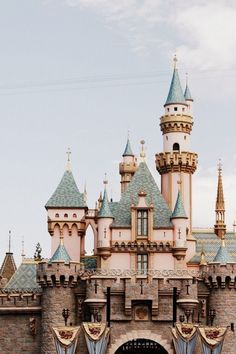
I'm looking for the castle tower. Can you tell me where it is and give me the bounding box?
[214,161,226,239]
[119,137,137,193]
[37,239,79,354]
[97,179,114,264]
[156,57,198,234]
[45,150,87,261]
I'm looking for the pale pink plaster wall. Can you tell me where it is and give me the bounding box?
[172,218,187,247]
[152,253,174,270]
[112,229,131,242]
[109,253,130,270]
[163,132,190,152]
[152,230,173,242]
[48,208,85,220]
[51,224,60,256]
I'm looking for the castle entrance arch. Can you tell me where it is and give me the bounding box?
[115,338,168,354]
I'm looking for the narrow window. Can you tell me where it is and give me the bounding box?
[55,213,59,218]
[73,213,77,218]
[137,210,148,237]
[174,107,178,111]
[173,143,180,151]
[137,254,148,275]
[64,213,68,218]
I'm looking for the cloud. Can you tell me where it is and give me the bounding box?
[63,0,236,69]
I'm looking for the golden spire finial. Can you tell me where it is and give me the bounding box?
[214,159,226,239]
[173,54,178,69]
[66,147,72,171]
[140,140,146,162]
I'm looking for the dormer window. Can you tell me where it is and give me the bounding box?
[137,209,148,237]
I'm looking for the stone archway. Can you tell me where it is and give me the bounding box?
[115,338,168,353]
[108,330,173,354]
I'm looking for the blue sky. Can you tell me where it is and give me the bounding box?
[1,0,236,265]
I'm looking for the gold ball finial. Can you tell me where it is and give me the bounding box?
[140,140,146,162]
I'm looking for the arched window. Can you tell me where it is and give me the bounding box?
[64,213,68,218]
[73,213,77,218]
[173,143,180,151]
[55,213,59,218]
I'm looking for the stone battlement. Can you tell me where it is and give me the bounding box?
[201,263,236,288]
[156,151,198,174]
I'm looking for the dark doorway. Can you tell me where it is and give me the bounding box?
[115,338,168,354]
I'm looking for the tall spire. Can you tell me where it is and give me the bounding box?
[214,160,226,239]
[165,56,186,106]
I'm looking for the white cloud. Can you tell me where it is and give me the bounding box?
[63,0,236,69]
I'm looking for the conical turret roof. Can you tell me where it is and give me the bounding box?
[213,239,234,264]
[165,68,186,106]
[45,169,86,209]
[123,138,134,157]
[50,238,71,264]
[0,252,17,282]
[184,84,193,101]
[98,188,113,218]
[171,190,187,218]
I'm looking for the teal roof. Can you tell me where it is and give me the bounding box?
[189,232,236,264]
[4,262,40,292]
[112,162,172,228]
[213,242,234,264]
[165,68,186,106]
[172,191,187,218]
[98,189,113,218]
[184,84,193,101]
[123,138,134,157]
[45,170,86,209]
[50,240,71,264]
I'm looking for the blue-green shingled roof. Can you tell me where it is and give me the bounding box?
[213,242,234,264]
[189,232,236,264]
[172,191,187,218]
[4,262,40,291]
[112,162,172,228]
[123,138,134,157]
[45,170,86,208]
[184,84,193,101]
[165,68,186,106]
[98,189,113,218]
[50,241,71,264]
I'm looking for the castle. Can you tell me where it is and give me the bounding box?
[0,58,235,354]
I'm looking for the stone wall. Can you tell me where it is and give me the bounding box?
[0,313,41,354]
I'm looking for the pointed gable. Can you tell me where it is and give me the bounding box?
[165,68,186,106]
[0,252,17,282]
[45,170,86,209]
[112,162,172,228]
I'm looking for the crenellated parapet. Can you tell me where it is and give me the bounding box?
[156,151,198,174]
[201,263,236,289]
[37,261,81,288]
[160,114,193,135]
